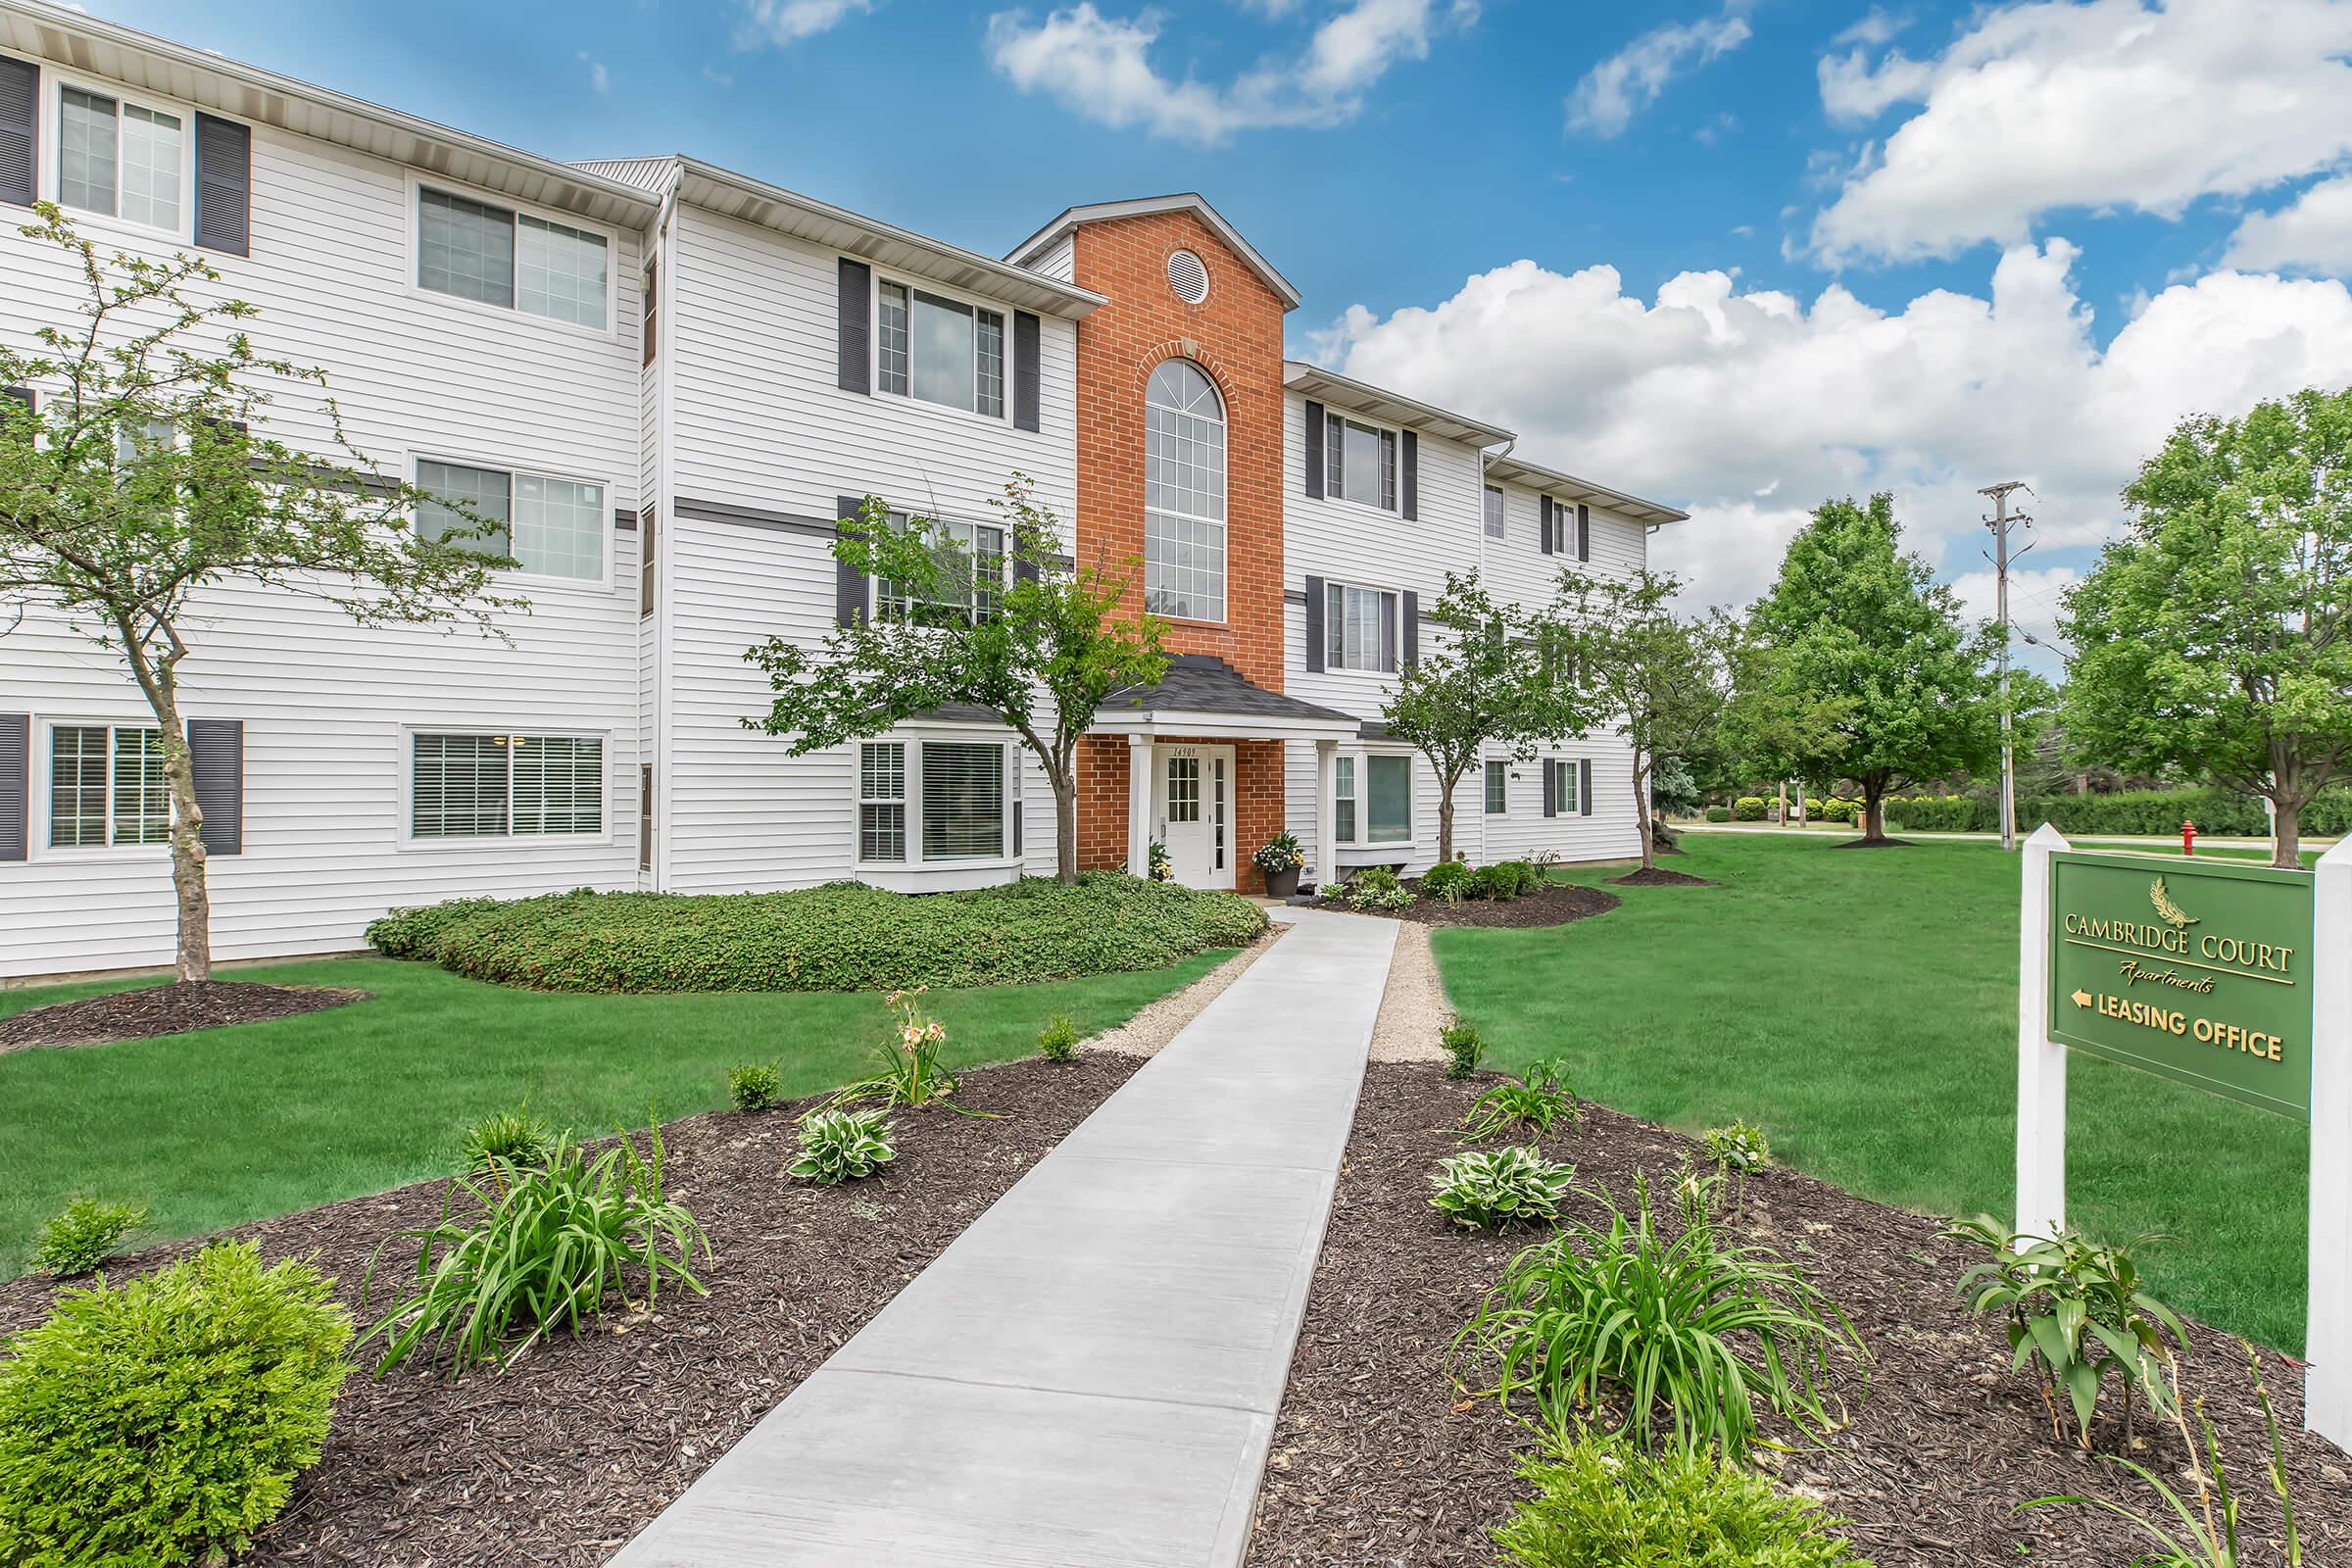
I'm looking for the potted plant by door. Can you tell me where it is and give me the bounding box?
[1253,831,1305,899]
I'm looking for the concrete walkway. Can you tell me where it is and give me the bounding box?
[611,906,1398,1568]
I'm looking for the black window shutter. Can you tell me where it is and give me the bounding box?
[1013,554,1038,586]
[1579,758,1593,816]
[1577,503,1591,563]
[188,718,243,855]
[1012,310,1041,432]
[194,114,251,257]
[0,55,34,209]
[835,495,869,626]
[2,385,31,417]
[1303,574,1325,672]
[836,259,871,394]
[1541,757,1556,818]
[0,711,25,861]
[1400,431,1418,520]
[1400,590,1419,667]
[1302,401,1324,500]
[1539,496,1555,556]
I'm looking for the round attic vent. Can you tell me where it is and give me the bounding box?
[1167,249,1210,306]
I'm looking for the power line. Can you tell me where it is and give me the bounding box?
[1981,481,2035,853]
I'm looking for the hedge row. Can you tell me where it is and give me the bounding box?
[368,872,1269,993]
[1885,787,2352,838]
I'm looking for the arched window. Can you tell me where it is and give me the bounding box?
[1144,359,1226,621]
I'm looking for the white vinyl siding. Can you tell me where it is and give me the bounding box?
[48,723,166,848]
[1144,360,1226,622]
[416,459,605,582]
[412,732,604,839]
[418,186,608,329]
[877,280,1005,418]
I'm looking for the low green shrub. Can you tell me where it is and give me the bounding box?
[1451,1172,1862,1458]
[1466,862,1532,901]
[1882,785,2352,839]
[1496,859,1544,896]
[1703,1120,1771,1177]
[726,1061,784,1112]
[28,1197,149,1277]
[1038,1012,1080,1062]
[1733,797,1767,821]
[1430,1147,1574,1230]
[1441,1020,1487,1080]
[460,1106,554,1173]
[1463,1057,1579,1141]
[362,1122,709,1375]
[1494,1431,1874,1567]
[367,871,1268,994]
[789,1108,897,1185]
[1704,805,1733,823]
[1419,859,1473,903]
[1345,867,1412,910]
[0,1242,352,1568]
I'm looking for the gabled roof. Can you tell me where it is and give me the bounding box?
[0,0,659,228]
[1485,452,1690,527]
[1282,362,1515,449]
[1094,656,1359,741]
[1006,194,1301,312]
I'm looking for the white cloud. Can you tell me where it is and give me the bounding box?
[984,0,1476,145]
[1833,8,1906,47]
[1310,243,2352,612]
[578,52,611,93]
[2224,173,2352,274]
[1568,3,1752,139]
[733,0,875,48]
[1808,0,2352,267]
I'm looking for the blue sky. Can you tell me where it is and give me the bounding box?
[94,0,2352,650]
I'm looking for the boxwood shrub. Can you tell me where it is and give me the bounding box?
[1733,797,1767,821]
[1883,786,2352,839]
[368,871,1269,993]
[1704,806,1733,822]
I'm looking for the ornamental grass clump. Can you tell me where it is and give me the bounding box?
[1450,1172,1862,1459]
[460,1105,554,1172]
[1431,1147,1575,1230]
[789,1108,898,1185]
[28,1196,149,1277]
[0,1241,352,1568]
[1463,1057,1579,1141]
[1494,1430,1875,1567]
[361,1120,710,1376]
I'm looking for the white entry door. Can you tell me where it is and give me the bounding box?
[1153,744,1234,890]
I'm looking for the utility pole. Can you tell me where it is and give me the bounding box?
[1980,481,2034,853]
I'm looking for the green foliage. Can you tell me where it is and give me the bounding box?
[1452,1172,1862,1458]
[726,1061,784,1113]
[1463,1057,1580,1141]
[1885,786,2352,839]
[1464,859,1541,901]
[1345,866,1413,910]
[1734,797,1767,821]
[1038,1012,1080,1062]
[1252,831,1304,874]
[28,1197,148,1277]
[1147,839,1174,881]
[1495,1430,1875,1567]
[1948,1216,2187,1449]
[0,1241,352,1568]
[833,987,967,1111]
[2022,1340,2302,1568]
[1430,1146,1575,1230]
[361,1122,709,1375]
[789,1108,898,1185]
[1419,858,1474,902]
[1702,1121,1772,1177]
[1442,1020,1488,1079]
[2063,387,2352,866]
[368,872,1267,993]
[1705,805,1734,822]
[460,1106,555,1172]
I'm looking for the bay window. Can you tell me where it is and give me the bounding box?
[1333,752,1413,845]
[857,737,1010,865]
[859,742,906,862]
[877,281,1005,417]
[1333,756,1356,843]
[412,732,603,838]
[48,723,166,848]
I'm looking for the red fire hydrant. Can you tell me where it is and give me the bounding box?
[2182,819,2197,857]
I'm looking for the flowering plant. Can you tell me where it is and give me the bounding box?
[1148,839,1174,882]
[1251,831,1303,873]
[834,988,963,1111]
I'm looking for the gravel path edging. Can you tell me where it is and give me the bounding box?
[1369,921,1450,1063]
[1083,922,1291,1058]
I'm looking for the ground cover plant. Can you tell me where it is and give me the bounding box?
[1433,834,2315,1349]
[0,950,1225,1279]
[0,1241,351,1567]
[367,871,1265,993]
[789,1108,897,1185]
[1429,1146,1574,1230]
[26,1197,148,1277]
[1345,866,1414,910]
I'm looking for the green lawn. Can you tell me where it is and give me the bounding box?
[0,951,1228,1279]
[1436,835,2314,1351]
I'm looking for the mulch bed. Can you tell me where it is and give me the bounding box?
[1247,1062,2351,1567]
[0,979,371,1052]
[0,1054,1141,1567]
[1606,866,1718,888]
[1360,882,1622,930]
[1834,836,1920,850]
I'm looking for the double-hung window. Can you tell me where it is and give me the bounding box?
[1485,760,1508,814]
[876,281,1005,417]
[416,459,605,582]
[60,87,183,232]
[1333,756,1356,844]
[1323,582,1396,673]
[1552,758,1580,815]
[859,742,906,862]
[48,723,166,848]
[418,186,609,329]
[1324,413,1396,512]
[879,512,1005,624]
[412,733,603,838]
[1484,484,1506,539]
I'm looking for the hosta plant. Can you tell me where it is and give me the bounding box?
[1948,1215,2187,1449]
[727,1060,784,1112]
[790,1108,898,1185]
[1430,1146,1574,1230]
[1463,1057,1579,1141]
[1451,1172,1862,1459]
[361,1121,710,1375]
[460,1105,554,1173]
[29,1196,150,1277]
[1345,866,1412,910]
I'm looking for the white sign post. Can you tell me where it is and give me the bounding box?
[2016,824,2071,1237]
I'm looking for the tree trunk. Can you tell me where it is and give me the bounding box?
[1436,775,1457,865]
[1634,759,1656,872]
[154,682,213,982]
[1051,768,1079,885]
[1861,780,1888,843]
[2274,795,2303,870]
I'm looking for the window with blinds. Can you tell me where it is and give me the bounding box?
[1485,760,1509,814]
[920,742,1004,861]
[417,459,605,582]
[1366,755,1412,844]
[859,741,906,862]
[46,724,167,849]
[1323,581,1396,673]
[413,732,603,838]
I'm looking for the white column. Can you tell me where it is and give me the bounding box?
[1314,739,1339,892]
[2017,823,2069,1237]
[1126,734,1153,877]
[2307,837,2352,1446]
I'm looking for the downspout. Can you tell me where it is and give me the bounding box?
[1476,434,1514,868]
[652,158,683,893]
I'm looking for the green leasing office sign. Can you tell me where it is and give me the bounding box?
[2048,850,2314,1120]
